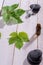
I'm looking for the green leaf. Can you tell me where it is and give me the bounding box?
[9,4,19,11]
[15,36,23,49]
[2,6,9,12]
[3,13,10,22]
[10,32,17,37]
[9,37,16,44]
[15,40,23,49]
[2,6,10,22]
[10,11,23,23]
[2,5,25,24]
[19,32,29,42]
[9,32,29,49]
[9,33,23,49]
[0,32,1,38]
[15,9,25,16]
[2,4,25,24]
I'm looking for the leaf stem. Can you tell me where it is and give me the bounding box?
[12,0,22,65]
[12,45,15,65]
[12,0,21,65]
[16,24,19,33]
[16,0,22,33]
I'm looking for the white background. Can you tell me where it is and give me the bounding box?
[0,0,43,65]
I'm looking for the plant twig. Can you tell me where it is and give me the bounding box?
[37,36,38,49]
[23,33,38,49]
[12,45,15,65]
[0,0,5,16]
[12,1,22,65]
[16,24,19,33]
[37,0,38,49]
[16,0,21,33]
[36,20,38,49]
[1,0,5,13]
[11,24,18,65]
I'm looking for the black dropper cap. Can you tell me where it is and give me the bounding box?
[27,49,42,65]
[30,4,41,14]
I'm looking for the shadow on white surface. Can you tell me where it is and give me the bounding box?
[0,18,5,28]
[23,58,30,65]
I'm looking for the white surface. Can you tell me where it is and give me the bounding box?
[0,0,43,65]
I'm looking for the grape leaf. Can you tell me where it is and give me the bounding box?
[2,4,25,24]
[15,9,25,16]
[9,34,23,49]
[15,35,23,49]
[2,6,9,12]
[2,6,10,22]
[3,13,10,22]
[15,40,23,49]
[9,4,19,11]
[10,11,23,23]
[9,37,16,44]
[10,32,17,37]
[0,32,1,38]
[19,32,29,42]
[9,32,29,49]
